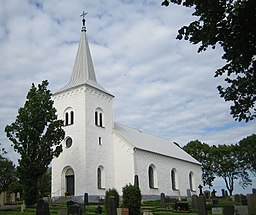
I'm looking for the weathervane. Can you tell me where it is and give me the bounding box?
[80,11,88,27]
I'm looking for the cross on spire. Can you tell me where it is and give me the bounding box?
[80,11,88,27]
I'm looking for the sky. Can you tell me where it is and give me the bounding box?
[0,0,255,194]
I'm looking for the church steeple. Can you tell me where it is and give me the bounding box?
[57,12,111,95]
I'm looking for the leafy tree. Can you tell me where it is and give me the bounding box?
[237,134,256,175]
[105,188,120,215]
[38,167,51,197]
[183,140,215,187]
[211,144,251,195]
[0,155,16,194]
[5,80,65,205]
[162,0,256,122]
[122,184,141,215]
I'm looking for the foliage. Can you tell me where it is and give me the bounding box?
[105,188,119,214]
[0,155,16,193]
[237,134,256,175]
[38,167,51,197]
[211,144,251,195]
[122,184,141,215]
[183,140,215,187]
[162,0,256,122]
[5,80,65,205]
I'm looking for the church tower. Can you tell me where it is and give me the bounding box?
[51,13,115,200]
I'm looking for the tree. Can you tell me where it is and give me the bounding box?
[211,144,251,195]
[237,134,256,175]
[5,80,65,205]
[162,0,256,122]
[122,184,141,215]
[183,140,215,187]
[0,155,16,194]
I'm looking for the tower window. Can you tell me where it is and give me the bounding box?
[95,108,104,128]
[64,108,74,126]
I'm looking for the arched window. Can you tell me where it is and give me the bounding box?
[189,171,195,191]
[148,164,158,189]
[171,168,179,190]
[95,108,104,128]
[97,166,105,189]
[64,108,74,126]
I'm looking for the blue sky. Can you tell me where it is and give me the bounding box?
[0,0,255,194]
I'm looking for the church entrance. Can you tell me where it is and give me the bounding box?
[65,168,74,196]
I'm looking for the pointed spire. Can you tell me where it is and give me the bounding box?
[57,12,111,95]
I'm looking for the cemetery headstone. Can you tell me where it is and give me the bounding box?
[252,188,256,195]
[198,185,204,196]
[84,193,88,205]
[221,189,225,197]
[241,195,247,205]
[223,205,234,215]
[211,189,217,199]
[212,207,223,215]
[234,194,240,202]
[197,195,207,215]
[234,205,248,215]
[108,196,117,215]
[192,194,198,210]
[225,190,228,197]
[21,201,26,213]
[247,194,256,215]
[36,198,50,215]
[204,190,210,199]
[160,193,165,208]
[175,202,189,211]
[68,204,81,215]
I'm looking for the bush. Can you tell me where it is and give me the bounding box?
[105,188,119,214]
[122,184,141,215]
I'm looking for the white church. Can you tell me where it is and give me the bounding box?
[51,16,202,202]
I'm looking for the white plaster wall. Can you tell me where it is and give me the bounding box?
[52,86,87,196]
[52,85,115,197]
[134,149,202,197]
[113,133,135,194]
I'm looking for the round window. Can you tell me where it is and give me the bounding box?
[66,137,73,148]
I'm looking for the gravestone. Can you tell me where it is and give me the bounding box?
[211,189,217,199]
[223,205,234,215]
[108,196,117,215]
[197,195,207,215]
[234,194,240,202]
[192,194,198,210]
[198,185,204,196]
[221,189,225,197]
[36,198,50,215]
[241,195,247,205]
[252,189,256,195]
[84,193,88,205]
[68,204,81,215]
[234,205,248,215]
[204,190,210,199]
[21,201,26,213]
[247,194,256,215]
[160,193,165,208]
[212,207,223,215]
[225,190,228,197]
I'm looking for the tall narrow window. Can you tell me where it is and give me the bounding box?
[149,166,154,188]
[171,168,179,190]
[189,171,195,191]
[99,113,103,127]
[148,164,157,189]
[97,166,105,189]
[95,111,98,126]
[65,112,69,126]
[99,137,102,145]
[70,111,74,124]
